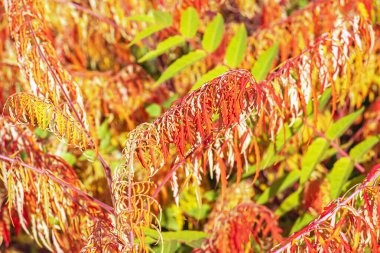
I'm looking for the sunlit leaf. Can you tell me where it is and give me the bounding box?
[256,170,300,204]
[146,103,162,118]
[225,24,247,68]
[275,189,301,216]
[300,138,329,185]
[162,94,179,109]
[126,14,155,22]
[138,36,185,63]
[325,108,364,139]
[61,153,76,166]
[180,7,199,38]
[289,212,314,235]
[34,127,49,138]
[191,65,229,91]
[128,12,172,46]
[155,50,207,85]
[327,158,353,199]
[327,136,379,198]
[201,13,224,52]
[146,228,207,249]
[349,135,380,160]
[251,43,279,81]
[301,108,364,185]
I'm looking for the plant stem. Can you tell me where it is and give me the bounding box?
[54,0,127,34]
[0,154,114,214]
[307,122,365,173]
[272,163,380,253]
[23,4,115,205]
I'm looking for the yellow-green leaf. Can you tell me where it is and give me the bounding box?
[327,157,354,199]
[349,135,380,160]
[251,43,279,81]
[325,108,364,139]
[180,7,199,38]
[138,36,185,63]
[128,12,172,46]
[146,103,162,118]
[155,50,207,85]
[256,170,300,204]
[275,189,301,216]
[327,135,380,199]
[201,14,224,52]
[290,212,314,235]
[300,138,329,185]
[191,65,228,91]
[225,24,247,68]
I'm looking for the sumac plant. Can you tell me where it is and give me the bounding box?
[0,0,379,252]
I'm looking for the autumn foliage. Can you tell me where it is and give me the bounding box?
[0,0,379,252]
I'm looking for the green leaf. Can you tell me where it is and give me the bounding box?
[34,127,49,138]
[298,0,309,8]
[300,109,364,186]
[325,108,364,139]
[161,231,208,242]
[162,94,179,109]
[180,7,199,38]
[243,120,302,178]
[126,14,155,22]
[256,170,300,204]
[225,24,247,68]
[306,87,332,116]
[349,135,380,160]
[155,50,207,85]
[61,152,76,166]
[275,119,302,150]
[318,88,332,111]
[128,12,172,47]
[185,238,205,248]
[146,103,162,118]
[251,43,279,81]
[327,135,380,199]
[191,65,228,91]
[161,205,183,231]
[80,150,95,162]
[289,212,314,235]
[342,174,366,193]
[153,11,172,25]
[327,157,354,199]
[300,137,329,185]
[97,121,109,139]
[275,189,301,216]
[161,241,179,253]
[201,14,224,52]
[128,24,170,46]
[146,228,208,249]
[138,36,185,63]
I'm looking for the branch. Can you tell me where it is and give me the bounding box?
[0,154,114,214]
[19,0,115,204]
[53,0,128,34]
[272,163,380,252]
[307,122,366,173]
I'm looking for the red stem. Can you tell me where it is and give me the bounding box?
[22,2,114,205]
[272,163,380,253]
[0,154,114,214]
[53,0,127,34]
[307,122,365,173]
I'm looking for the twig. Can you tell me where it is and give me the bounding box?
[0,154,114,214]
[53,0,127,34]
[306,122,365,173]
[272,163,380,253]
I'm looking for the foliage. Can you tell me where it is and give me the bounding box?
[0,0,379,252]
